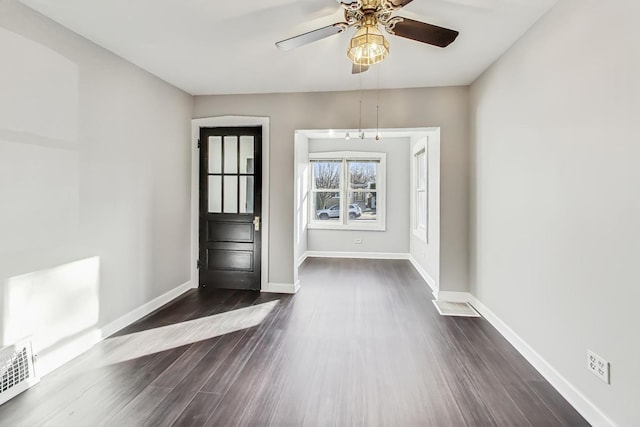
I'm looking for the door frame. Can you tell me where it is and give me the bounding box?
[191,116,270,291]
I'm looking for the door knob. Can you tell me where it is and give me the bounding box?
[253,216,260,231]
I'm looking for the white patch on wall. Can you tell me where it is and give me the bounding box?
[3,256,101,372]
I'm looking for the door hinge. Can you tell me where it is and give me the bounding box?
[197,259,202,269]
[197,139,201,149]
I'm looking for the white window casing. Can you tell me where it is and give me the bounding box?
[412,139,428,242]
[308,151,386,231]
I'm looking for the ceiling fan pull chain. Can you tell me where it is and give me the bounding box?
[376,66,381,140]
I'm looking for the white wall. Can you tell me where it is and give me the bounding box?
[469,0,640,425]
[409,133,441,291]
[306,137,409,255]
[194,86,469,292]
[0,0,193,373]
[294,132,309,266]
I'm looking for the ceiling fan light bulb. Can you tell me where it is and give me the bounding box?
[347,24,389,66]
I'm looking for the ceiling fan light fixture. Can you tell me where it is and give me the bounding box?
[347,24,389,66]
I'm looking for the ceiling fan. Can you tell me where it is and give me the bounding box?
[275,0,459,74]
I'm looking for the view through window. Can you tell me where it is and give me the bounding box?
[309,152,385,230]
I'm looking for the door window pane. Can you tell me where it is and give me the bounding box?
[224,136,238,173]
[208,176,222,213]
[208,136,222,174]
[239,176,254,214]
[239,136,254,174]
[223,176,238,213]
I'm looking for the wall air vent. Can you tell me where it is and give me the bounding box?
[0,339,39,406]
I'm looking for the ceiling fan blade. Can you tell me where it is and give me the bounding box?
[352,63,369,74]
[276,23,347,51]
[388,17,459,48]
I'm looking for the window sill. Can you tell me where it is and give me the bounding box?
[308,222,386,232]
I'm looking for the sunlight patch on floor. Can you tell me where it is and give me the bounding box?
[77,300,279,369]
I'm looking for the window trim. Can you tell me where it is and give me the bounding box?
[412,139,428,242]
[308,151,386,231]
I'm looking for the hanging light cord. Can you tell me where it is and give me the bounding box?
[358,64,363,139]
[376,65,381,140]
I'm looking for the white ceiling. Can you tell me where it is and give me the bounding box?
[20,0,558,96]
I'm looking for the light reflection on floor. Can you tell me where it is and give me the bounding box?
[76,300,279,369]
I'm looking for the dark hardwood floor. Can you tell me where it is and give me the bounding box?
[0,258,588,426]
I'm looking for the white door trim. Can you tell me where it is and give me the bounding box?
[191,116,270,290]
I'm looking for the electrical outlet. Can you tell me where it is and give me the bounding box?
[587,350,610,384]
[354,238,362,244]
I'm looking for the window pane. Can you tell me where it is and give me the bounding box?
[349,192,376,222]
[208,136,222,174]
[239,176,254,214]
[349,161,377,190]
[312,161,341,190]
[208,176,222,213]
[239,136,254,174]
[224,136,238,173]
[223,176,238,213]
[417,151,426,189]
[418,191,427,228]
[313,192,341,221]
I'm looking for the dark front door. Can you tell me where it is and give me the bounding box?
[199,127,262,290]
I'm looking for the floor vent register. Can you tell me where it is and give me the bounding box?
[432,300,481,317]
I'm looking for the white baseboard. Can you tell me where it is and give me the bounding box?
[297,252,309,268]
[36,330,101,377]
[408,255,437,294]
[262,281,299,294]
[467,295,615,427]
[100,280,195,339]
[37,280,195,377]
[305,251,409,260]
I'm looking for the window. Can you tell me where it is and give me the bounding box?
[413,142,427,241]
[309,152,386,230]
[310,160,342,223]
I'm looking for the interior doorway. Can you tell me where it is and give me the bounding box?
[199,126,262,290]
[191,116,270,292]
[292,127,441,293]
